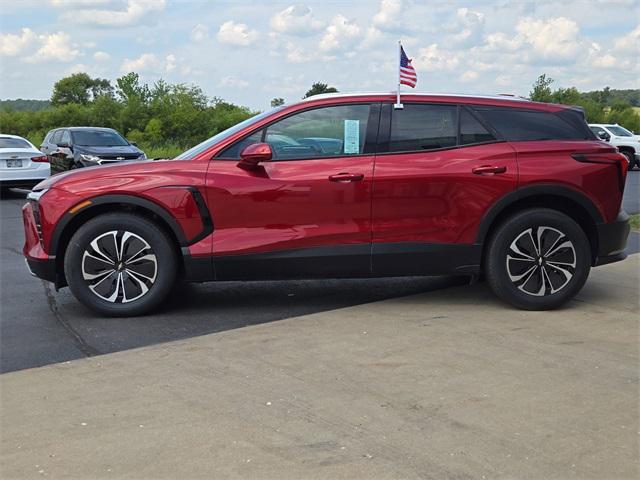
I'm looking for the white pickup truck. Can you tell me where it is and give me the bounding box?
[589,123,640,170]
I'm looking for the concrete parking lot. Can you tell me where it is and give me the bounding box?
[0,172,638,478]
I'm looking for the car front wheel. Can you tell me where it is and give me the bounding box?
[622,150,636,170]
[485,208,591,310]
[64,213,177,317]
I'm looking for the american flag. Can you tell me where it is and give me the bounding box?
[399,46,417,88]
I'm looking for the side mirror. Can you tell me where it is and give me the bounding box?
[129,141,137,146]
[597,131,610,142]
[57,141,70,148]
[238,143,272,170]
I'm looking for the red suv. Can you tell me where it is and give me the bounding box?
[23,93,630,316]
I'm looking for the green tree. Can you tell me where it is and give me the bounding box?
[51,73,112,106]
[270,97,285,107]
[116,72,150,104]
[303,82,338,99]
[529,74,554,103]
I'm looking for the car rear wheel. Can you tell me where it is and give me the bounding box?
[485,208,591,310]
[64,213,177,317]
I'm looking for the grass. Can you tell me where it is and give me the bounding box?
[138,143,185,159]
[630,213,640,232]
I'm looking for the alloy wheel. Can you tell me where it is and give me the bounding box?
[81,230,158,303]
[506,226,577,297]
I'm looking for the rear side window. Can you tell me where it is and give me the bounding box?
[460,108,496,145]
[473,108,591,141]
[389,104,457,152]
[0,137,31,149]
[51,130,63,144]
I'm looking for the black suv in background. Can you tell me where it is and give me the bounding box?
[40,127,146,171]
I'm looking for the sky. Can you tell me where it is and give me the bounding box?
[0,0,638,110]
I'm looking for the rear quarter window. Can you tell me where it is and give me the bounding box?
[473,107,591,141]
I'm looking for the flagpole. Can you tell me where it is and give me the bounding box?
[394,39,403,109]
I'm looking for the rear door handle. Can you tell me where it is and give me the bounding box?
[329,172,364,182]
[472,165,507,175]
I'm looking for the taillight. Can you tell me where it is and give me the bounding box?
[31,155,49,163]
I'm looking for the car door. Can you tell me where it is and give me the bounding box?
[205,103,379,280]
[371,103,518,276]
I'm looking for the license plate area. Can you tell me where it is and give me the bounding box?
[6,159,23,168]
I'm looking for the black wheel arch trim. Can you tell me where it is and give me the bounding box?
[475,184,604,244]
[50,188,213,257]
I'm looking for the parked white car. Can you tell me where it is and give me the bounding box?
[0,134,51,192]
[589,123,640,170]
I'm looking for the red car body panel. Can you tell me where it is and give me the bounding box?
[512,140,625,223]
[371,142,518,245]
[205,156,374,256]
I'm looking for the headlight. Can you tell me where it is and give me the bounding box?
[138,153,147,160]
[27,188,49,202]
[79,154,101,163]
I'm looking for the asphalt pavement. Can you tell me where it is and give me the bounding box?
[623,168,639,213]
[1,171,638,374]
[2,252,637,479]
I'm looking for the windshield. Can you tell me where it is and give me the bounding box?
[0,137,32,149]
[606,125,633,137]
[175,107,284,160]
[72,130,129,146]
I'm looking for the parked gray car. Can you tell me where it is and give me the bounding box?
[40,127,146,171]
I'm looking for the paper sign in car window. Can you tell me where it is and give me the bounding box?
[343,120,360,154]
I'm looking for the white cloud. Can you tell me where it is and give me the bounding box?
[120,53,161,72]
[57,0,166,28]
[319,15,360,52]
[217,21,259,46]
[218,76,250,88]
[50,0,111,5]
[270,5,323,35]
[413,44,459,71]
[165,54,176,73]
[449,8,484,46]
[495,75,512,87]
[460,70,479,82]
[26,32,80,63]
[516,17,580,60]
[285,43,312,63]
[372,0,402,31]
[191,24,209,43]
[0,28,37,56]
[613,25,639,54]
[93,51,110,61]
[484,32,521,52]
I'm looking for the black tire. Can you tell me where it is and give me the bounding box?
[485,208,591,310]
[64,213,178,317]
[622,150,636,170]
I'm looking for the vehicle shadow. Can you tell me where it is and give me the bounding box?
[56,275,468,360]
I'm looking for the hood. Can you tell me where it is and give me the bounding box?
[32,158,181,193]
[73,144,143,155]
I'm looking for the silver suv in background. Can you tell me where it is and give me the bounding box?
[589,123,640,170]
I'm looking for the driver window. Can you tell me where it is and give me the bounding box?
[266,105,370,160]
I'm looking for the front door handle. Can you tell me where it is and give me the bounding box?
[329,172,364,182]
[472,165,507,175]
